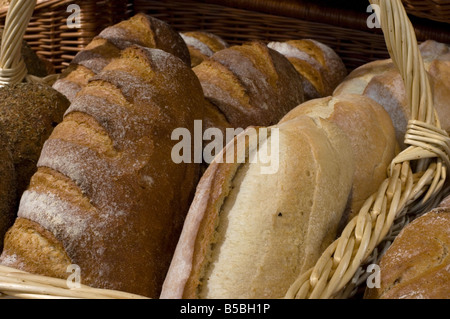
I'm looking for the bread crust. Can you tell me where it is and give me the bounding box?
[161,116,355,299]
[193,41,305,128]
[53,14,190,102]
[364,209,450,299]
[0,46,207,298]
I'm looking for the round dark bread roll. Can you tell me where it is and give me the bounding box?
[0,83,70,196]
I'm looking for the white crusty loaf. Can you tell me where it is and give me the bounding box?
[0,45,208,298]
[334,40,450,149]
[160,115,355,299]
[280,94,398,218]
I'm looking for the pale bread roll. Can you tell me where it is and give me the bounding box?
[280,94,398,218]
[160,115,355,299]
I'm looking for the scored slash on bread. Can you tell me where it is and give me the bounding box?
[53,13,191,102]
[161,116,355,299]
[0,45,209,298]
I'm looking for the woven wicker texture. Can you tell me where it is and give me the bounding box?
[133,0,450,71]
[0,0,130,71]
[285,0,450,299]
[402,0,450,23]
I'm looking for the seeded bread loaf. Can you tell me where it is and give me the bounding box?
[160,115,355,299]
[0,45,208,298]
[52,13,190,102]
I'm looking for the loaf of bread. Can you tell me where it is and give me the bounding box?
[280,94,398,219]
[180,31,229,67]
[0,135,16,252]
[364,207,450,299]
[0,45,208,298]
[52,13,190,102]
[268,39,347,100]
[193,41,305,129]
[160,115,355,299]
[334,40,450,149]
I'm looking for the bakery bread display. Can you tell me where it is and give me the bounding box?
[364,207,450,299]
[268,39,347,100]
[160,115,355,299]
[280,94,398,219]
[193,41,305,129]
[180,31,229,67]
[334,40,450,149]
[52,13,190,102]
[0,45,208,298]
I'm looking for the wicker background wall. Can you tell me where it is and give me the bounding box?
[0,0,449,73]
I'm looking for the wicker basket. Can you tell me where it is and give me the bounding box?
[402,0,450,23]
[0,0,449,299]
[133,0,450,71]
[0,0,130,71]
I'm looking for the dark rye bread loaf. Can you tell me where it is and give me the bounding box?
[53,13,190,102]
[193,41,305,129]
[0,45,208,298]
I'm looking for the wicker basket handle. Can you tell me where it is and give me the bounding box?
[0,0,36,87]
[285,0,450,299]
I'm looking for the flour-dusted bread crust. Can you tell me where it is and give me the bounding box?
[160,116,355,299]
[53,13,190,102]
[280,94,398,218]
[193,41,305,129]
[180,31,229,67]
[0,45,207,298]
[364,209,450,299]
[268,39,347,100]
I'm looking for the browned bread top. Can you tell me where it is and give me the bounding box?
[181,31,229,67]
[0,46,207,298]
[365,209,450,299]
[193,41,305,129]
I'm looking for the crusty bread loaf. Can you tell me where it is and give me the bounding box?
[0,45,208,298]
[180,31,229,67]
[268,39,347,100]
[193,41,305,129]
[364,208,450,299]
[280,94,398,218]
[160,115,355,299]
[334,40,450,149]
[53,13,190,102]
[0,136,16,252]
